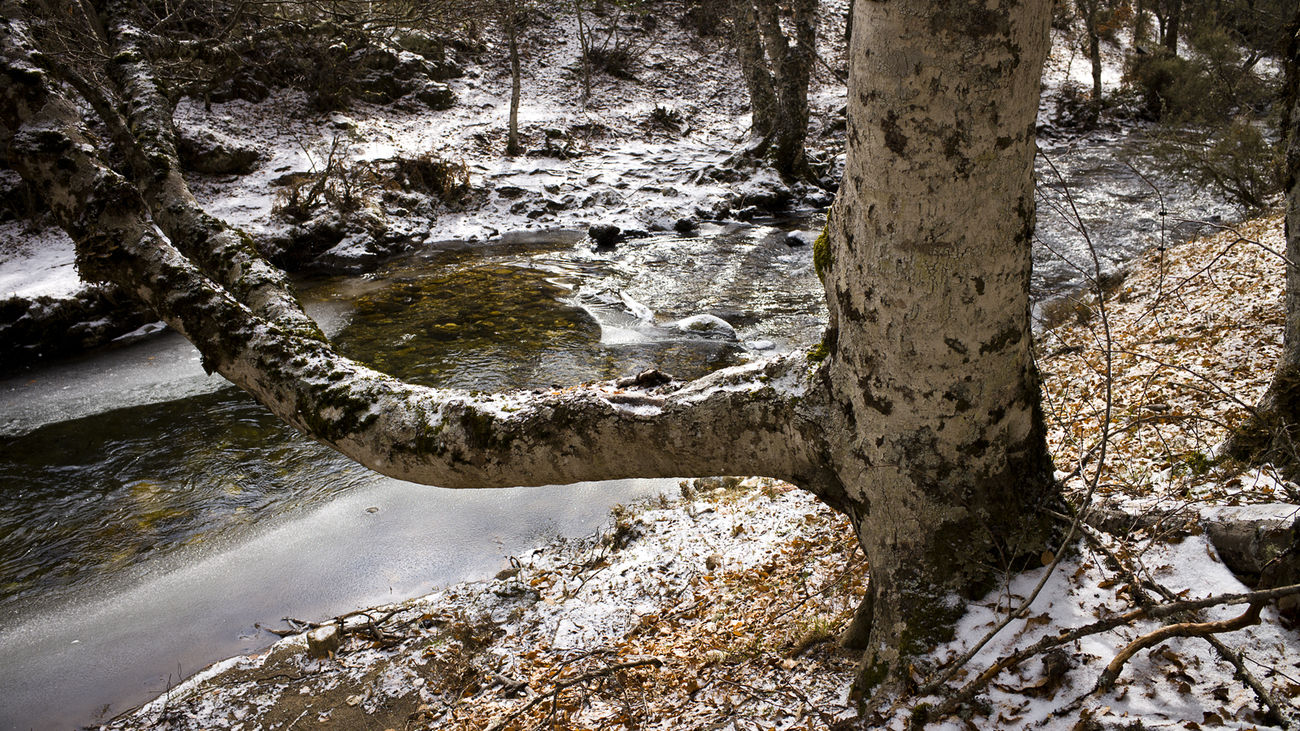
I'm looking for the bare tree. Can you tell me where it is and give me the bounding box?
[0,0,1060,697]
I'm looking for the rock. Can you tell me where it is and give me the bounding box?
[327,113,357,131]
[306,624,340,659]
[734,170,794,211]
[588,224,621,248]
[1,287,155,375]
[414,80,455,110]
[785,232,814,247]
[206,72,269,104]
[746,339,776,351]
[673,218,698,235]
[674,314,737,340]
[734,205,760,222]
[178,127,260,175]
[616,369,674,388]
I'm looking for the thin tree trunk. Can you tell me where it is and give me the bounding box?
[767,0,815,179]
[1083,2,1103,104]
[731,0,777,142]
[506,0,522,157]
[1162,0,1181,54]
[1225,8,1300,471]
[1132,0,1148,47]
[827,0,1059,693]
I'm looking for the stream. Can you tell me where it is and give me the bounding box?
[0,129,1239,729]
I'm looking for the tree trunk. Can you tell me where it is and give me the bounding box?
[731,0,777,141]
[762,0,815,180]
[730,0,815,180]
[1080,0,1104,105]
[1225,8,1300,473]
[1162,0,1181,54]
[506,0,522,157]
[1133,0,1149,47]
[826,0,1060,694]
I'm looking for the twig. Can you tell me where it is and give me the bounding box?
[1070,521,1295,728]
[483,657,663,731]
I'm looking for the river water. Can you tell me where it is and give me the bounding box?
[0,129,1239,729]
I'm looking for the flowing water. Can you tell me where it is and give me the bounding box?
[0,130,1240,729]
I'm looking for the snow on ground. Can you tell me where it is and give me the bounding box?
[0,220,81,299]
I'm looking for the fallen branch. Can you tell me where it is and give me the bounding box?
[928,582,1300,719]
[1075,522,1296,729]
[1097,602,1264,690]
[484,657,663,731]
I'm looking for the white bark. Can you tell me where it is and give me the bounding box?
[825,0,1058,689]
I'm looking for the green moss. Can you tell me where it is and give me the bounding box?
[807,329,834,363]
[812,224,833,282]
[851,657,890,702]
[807,340,830,362]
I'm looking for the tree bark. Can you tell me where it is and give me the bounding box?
[1079,0,1104,107]
[99,7,326,343]
[1225,8,1300,473]
[1161,0,1181,54]
[827,0,1059,694]
[731,0,777,142]
[730,0,815,180]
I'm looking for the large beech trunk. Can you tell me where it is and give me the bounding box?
[823,0,1059,691]
[0,0,1060,697]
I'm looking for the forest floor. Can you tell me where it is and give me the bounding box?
[106,211,1300,730]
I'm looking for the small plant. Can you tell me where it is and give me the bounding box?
[648,104,682,132]
[393,154,472,202]
[272,135,379,221]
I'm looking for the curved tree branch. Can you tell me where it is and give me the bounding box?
[97,2,327,343]
[1,8,839,497]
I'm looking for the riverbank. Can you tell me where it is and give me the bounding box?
[109,210,1300,729]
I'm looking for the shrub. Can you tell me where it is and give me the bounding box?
[393,155,472,202]
[1124,51,1218,122]
[1149,121,1283,210]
